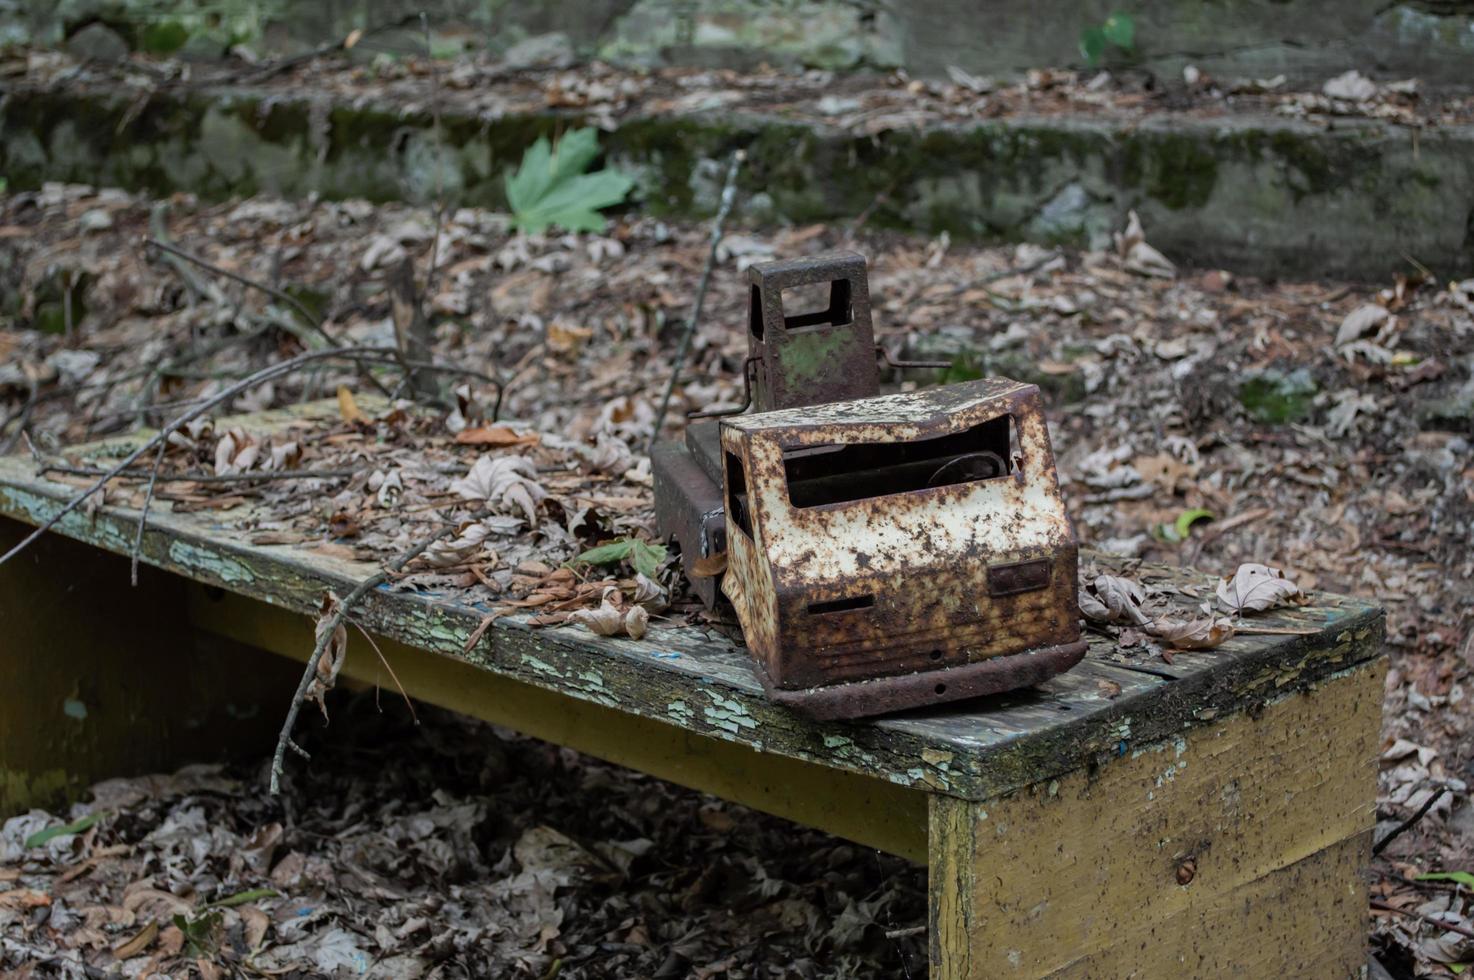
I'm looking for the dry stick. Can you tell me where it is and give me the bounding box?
[1371,898,1474,941]
[143,238,333,348]
[349,619,419,724]
[1373,785,1450,857]
[43,464,363,484]
[648,148,746,453]
[0,346,392,570]
[420,11,448,301]
[268,521,461,794]
[129,441,167,587]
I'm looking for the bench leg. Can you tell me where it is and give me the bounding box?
[928,660,1383,978]
[0,518,300,815]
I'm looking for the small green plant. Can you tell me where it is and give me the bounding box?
[572,537,667,580]
[1079,11,1135,67]
[505,127,634,235]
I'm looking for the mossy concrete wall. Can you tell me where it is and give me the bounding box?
[8,0,1474,84]
[3,84,1472,280]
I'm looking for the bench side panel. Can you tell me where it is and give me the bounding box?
[929,657,1383,978]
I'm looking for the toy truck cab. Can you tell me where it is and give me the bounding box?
[719,379,1086,719]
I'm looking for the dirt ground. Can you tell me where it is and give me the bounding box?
[0,172,1470,976]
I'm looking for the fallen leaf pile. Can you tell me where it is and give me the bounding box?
[1,165,1470,973]
[0,696,927,976]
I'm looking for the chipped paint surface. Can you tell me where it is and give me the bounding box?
[167,540,256,584]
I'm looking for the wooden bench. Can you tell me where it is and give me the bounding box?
[0,421,1384,978]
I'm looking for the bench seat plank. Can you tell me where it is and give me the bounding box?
[0,415,1381,804]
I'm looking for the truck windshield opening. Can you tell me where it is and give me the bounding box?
[782,415,1018,509]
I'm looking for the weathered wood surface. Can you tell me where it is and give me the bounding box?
[928,657,1384,978]
[0,411,1383,803]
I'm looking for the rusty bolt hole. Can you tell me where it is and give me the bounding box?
[930,650,943,661]
[935,684,947,695]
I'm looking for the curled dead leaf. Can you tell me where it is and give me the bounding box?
[306,593,348,720]
[624,604,649,640]
[1146,615,1235,650]
[450,455,548,527]
[1079,574,1150,626]
[568,599,624,637]
[690,552,728,578]
[1216,563,1306,615]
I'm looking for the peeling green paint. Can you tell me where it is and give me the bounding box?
[167,540,256,584]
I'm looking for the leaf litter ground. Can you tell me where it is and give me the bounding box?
[1,181,1472,976]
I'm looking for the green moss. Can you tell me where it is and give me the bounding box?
[1142,132,1219,210]
[1238,368,1318,424]
[139,21,190,54]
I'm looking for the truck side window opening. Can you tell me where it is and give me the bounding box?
[780,279,852,331]
[748,285,764,340]
[725,450,754,538]
[781,415,1020,509]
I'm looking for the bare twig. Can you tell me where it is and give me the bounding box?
[1373,786,1449,856]
[884,925,926,940]
[649,148,745,451]
[43,464,363,484]
[1371,897,1474,940]
[350,618,419,723]
[0,346,391,569]
[421,11,448,301]
[143,237,335,347]
[129,441,167,587]
[269,521,461,793]
[240,16,417,83]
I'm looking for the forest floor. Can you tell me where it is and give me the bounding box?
[0,179,1470,977]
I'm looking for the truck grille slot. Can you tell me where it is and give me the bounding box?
[806,594,875,615]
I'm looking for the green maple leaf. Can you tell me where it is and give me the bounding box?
[573,537,667,580]
[505,128,634,235]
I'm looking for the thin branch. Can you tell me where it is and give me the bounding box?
[0,346,393,569]
[350,619,419,723]
[143,237,334,347]
[649,148,745,451]
[129,441,167,587]
[43,464,363,484]
[1373,786,1449,856]
[421,11,448,301]
[1371,898,1474,940]
[269,520,461,794]
[884,925,926,940]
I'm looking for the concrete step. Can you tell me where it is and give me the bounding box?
[3,72,1471,281]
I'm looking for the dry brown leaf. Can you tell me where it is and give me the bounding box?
[112,920,158,959]
[1079,574,1150,626]
[624,604,649,640]
[307,592,348,720]
[451,455,548,527]
[0,888,52,909]
[1146,615,1235,650]
[238,905,271,950]
[455,426,540,448]
[1334,303,1391,346]
[690,552,728,578]
[1216,563,1307,615]
[1096,678,1123,698]
[568,599,625,636]
[337,385,364,424]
